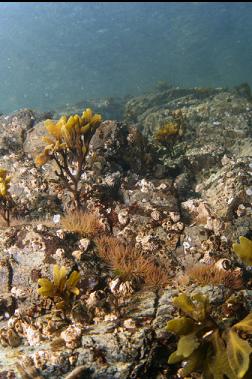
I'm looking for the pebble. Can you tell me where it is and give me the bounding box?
[53,214,61,224]
[246,188,252,196]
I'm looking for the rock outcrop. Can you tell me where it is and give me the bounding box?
[0,85,252,378]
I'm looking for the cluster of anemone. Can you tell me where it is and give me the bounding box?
[61,210,103,238]
[95,235,169,288]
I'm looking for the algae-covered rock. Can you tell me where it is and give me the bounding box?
[198,157,252,220]
[125,86,252,180]
[1,85,252,378]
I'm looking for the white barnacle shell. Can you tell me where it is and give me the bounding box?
[24,325,41,346]
[53,214,61,224]
[61,324,82,349]
[215,258,232,271]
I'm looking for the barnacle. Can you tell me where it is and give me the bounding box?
[167,293,252,378]
[37,265,80,308]
[232,236,252,266]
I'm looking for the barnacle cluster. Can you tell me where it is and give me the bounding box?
[35,108,102,208]
[0,168,14,226]
[37,265,80,309]
[167,293,252,378]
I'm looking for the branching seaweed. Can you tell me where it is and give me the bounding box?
[37,265,80,309]
[0,168,14,226]
[167,293,252,378]
[233,236,252,266]
[35,108,102,209]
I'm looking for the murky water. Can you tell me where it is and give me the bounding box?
[0,2,252,113]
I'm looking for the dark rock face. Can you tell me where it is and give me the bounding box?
[89,120,157,175]
[125,87,252,177]
[0,86,252,378]
[124,87,224,123]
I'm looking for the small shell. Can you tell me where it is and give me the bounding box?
[61,324,82,349]
[215,258,232,271]
[118,210,129,225]
[33,350,49,369]
[169,212,180,223]
[24,325,41,346]
[86,290,106,309]
[123,318,136,330]
[0,327,21,347]
[72,250,84,261]
[79,238,90,251]
[53,214,61,224]
[151,210,160,221]
[109,278,121,295]
[117,281,135,297]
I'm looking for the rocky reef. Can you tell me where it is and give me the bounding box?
[0,84,252,378]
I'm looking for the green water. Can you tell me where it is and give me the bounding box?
[0,2,252,113]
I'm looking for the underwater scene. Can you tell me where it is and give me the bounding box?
[1,2,252,378]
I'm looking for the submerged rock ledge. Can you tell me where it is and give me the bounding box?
[0,85,252,378]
